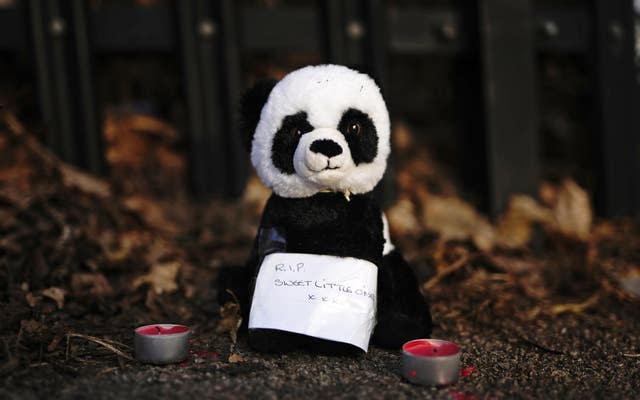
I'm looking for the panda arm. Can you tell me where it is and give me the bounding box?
[372,212,433,348]
[217,195,281,328]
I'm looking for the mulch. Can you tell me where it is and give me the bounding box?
[1,111,639,399]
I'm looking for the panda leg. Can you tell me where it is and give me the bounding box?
[248,329,302,353]
[219,264,304,352]
[371,249,432,349]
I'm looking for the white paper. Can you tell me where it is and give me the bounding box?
[248,253,378,352]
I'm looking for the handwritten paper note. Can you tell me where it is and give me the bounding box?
[248,253,378,351]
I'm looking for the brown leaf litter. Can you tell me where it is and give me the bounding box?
[1,111,639,386]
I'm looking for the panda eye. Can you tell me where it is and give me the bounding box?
[290,126,303,137]
[347,121,361,135]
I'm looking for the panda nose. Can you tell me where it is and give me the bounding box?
[310,139,343,158]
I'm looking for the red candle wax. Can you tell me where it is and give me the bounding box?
[136,324,189,335]
[403,339,460,357]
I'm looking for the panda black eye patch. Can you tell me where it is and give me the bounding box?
[272,112,314,174]
[338,108,377,165]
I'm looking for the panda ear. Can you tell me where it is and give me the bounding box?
[240,79,277,151]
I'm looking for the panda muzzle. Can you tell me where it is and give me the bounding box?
[310,139,343,158]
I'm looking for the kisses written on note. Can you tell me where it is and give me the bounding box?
[249,253,378,351]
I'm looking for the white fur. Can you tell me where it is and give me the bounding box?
[251,65,391,198]
[382,212,395,255]
[293,128,354,188]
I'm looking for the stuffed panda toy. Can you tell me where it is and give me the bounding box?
[220,64,431,354]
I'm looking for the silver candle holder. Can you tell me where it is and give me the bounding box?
[134,324,190,365]
[401,338,461,386]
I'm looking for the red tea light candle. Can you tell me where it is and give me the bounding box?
[134,324,190,365]
[401,339,461,386]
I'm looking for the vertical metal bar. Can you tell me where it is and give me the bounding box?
[47,0,76,164]
[364,0,394,206]
[591,0,638,216]
[177,0,228,196]
[323,0,367,66]
[457,2,488,211]
[364,0,386,88]
[635,24,640,218]
[324,0,346,64]
[219,0,247,196]
[70,0,103,173]
[178,1,216,195]
[29,0,101,171]
[28,0,58,151]
[177,0,209,194]
[479,0,538,217]
[322,0,395,205]
[197,0,227,196]
[344,0,365,66]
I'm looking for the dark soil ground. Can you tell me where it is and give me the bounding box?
[2,287,639,400]
[1,113,639,399]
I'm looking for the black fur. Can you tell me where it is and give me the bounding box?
[240,79,277,151]
[372,250,432,348]
[271,112,314,174]
[337,108,378,164]
[220,72,431,354]
[219,192,432,353]
[259,192,385,264]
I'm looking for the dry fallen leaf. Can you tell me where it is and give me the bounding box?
[525,306,542,320]
[422,194,494,251]
[241,174,271,214]
[41,287,66,309]
[386,196,422,236]
[422,195,479,240]
[392,120,414,153]
[122,196,180,235]
[486,254,539,274]
[619,272,640,298]
[25,292,40,308]
[551,293,600,315]
[104,114,178,167]
[103,113,186,201]
[71,273,114,297]
[216,299,243,345]
[18,319,54,348]
[60,164,110,198]
[100,230,149,263]
[517,273,549,300]
[132,261,181,295]
[553,179,593,241]
[471,223,495,253]
[494,195,554,249]
[422,248,470,292]
[228,353,244,363]
[539,181,558,207]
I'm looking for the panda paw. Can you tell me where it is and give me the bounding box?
[247,329,301,353]
[371,312,432,349]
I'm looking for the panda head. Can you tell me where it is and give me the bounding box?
[241,65,390,198]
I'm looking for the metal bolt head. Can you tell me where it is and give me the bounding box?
[609,21,624,41]
[346,20,365,40]
[198,19,216,39]
[49,17,66,37]
[539,19,559,39]
[439,21,458,42]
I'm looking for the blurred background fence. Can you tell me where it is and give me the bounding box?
[0,0,638,217]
